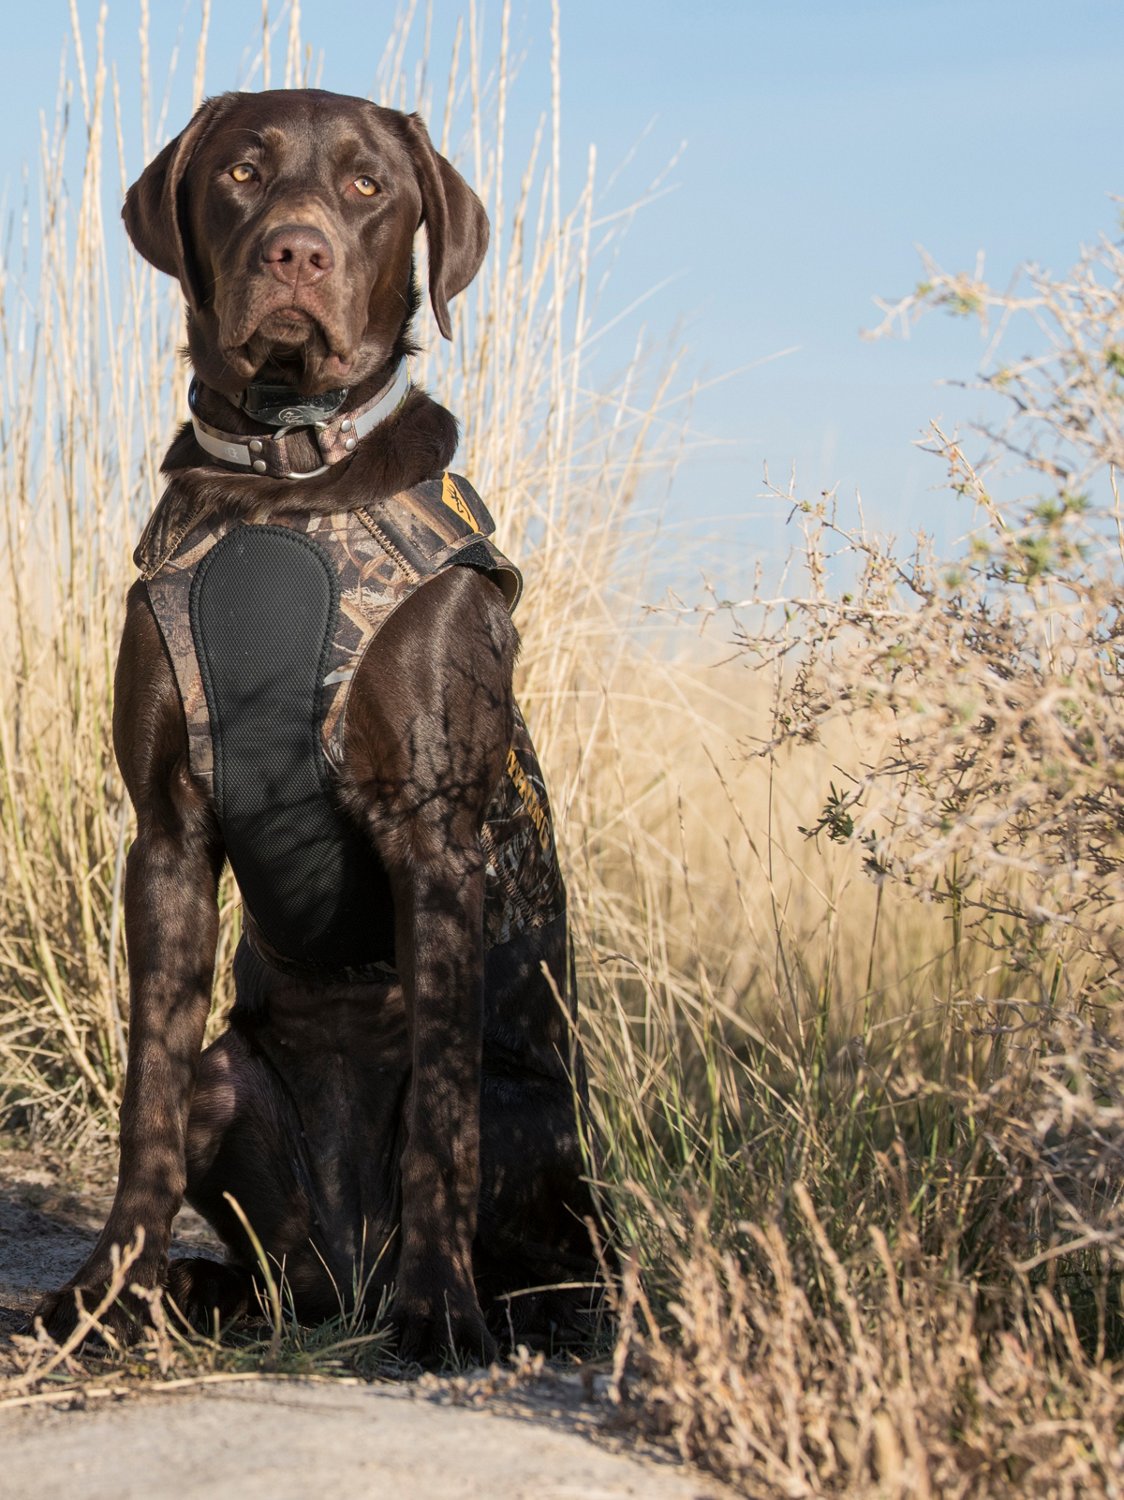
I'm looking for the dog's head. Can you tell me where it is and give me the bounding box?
[123,89,489,397]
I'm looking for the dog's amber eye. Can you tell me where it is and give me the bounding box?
[230,163,256,184]
[353,175,378,197]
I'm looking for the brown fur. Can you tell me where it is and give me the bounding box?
[33,89,599,1366]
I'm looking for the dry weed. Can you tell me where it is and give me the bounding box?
[613,1189,1122,1498]
[1,6,1123,1497]
[610,233,1124,1494]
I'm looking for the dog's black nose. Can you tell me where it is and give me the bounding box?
[261,224,335,286]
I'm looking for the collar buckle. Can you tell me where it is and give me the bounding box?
[239,382,351,428]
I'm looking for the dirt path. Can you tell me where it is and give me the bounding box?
[1,1380,716,1499]
[0,1143,720,1499]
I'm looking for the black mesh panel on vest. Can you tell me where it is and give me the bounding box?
[190,525,394,970]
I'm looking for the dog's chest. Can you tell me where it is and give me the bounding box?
[138,478,562,977]
[186,519,391,972]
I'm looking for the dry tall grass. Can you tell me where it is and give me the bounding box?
[605,247,1124,1494]
[1,5,1122,1495]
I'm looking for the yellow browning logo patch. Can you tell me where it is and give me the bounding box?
[507,748,552,852]
[441,473,480,532]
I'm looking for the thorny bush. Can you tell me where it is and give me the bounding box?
[613,228,1124,1496]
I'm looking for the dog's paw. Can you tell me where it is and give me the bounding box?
[390,1284,498,1369]
[30,1279,154,1348]
[166,1257,253,1330]
[30,1240,168,1348]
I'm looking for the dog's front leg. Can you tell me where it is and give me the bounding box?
[389,833,496,1365]
[34,586,221,1344]
[346,567,516,1366]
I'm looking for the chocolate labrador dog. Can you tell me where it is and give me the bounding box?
[34,89,600,1365]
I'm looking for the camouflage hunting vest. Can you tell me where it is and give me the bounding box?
[134,473,564,978]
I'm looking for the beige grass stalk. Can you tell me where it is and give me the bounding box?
[6,7,1124,1494]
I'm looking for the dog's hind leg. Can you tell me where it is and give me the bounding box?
[474,1082,603,1345]
[180,1029,340,1322]
[181,1009,406,1328]
[472,919,606,1347]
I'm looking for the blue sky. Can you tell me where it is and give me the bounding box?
[2,2,1122,581]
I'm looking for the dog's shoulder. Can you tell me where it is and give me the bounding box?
[360,472,522,611]
[134,468,522,613]
[134,482,205,581]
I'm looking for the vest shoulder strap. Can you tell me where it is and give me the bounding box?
[356,472,522,609]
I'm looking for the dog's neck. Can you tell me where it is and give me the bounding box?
[187,354,406,473]
[188,359,412,481]
[161,355,461,519]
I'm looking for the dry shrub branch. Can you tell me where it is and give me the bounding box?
[609,234,1124,1495]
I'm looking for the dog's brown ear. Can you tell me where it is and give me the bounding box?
[397,113,490,340]
[122,93,239,309]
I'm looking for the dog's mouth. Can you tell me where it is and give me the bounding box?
[257,306,318,341]
[221,295,357,392]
